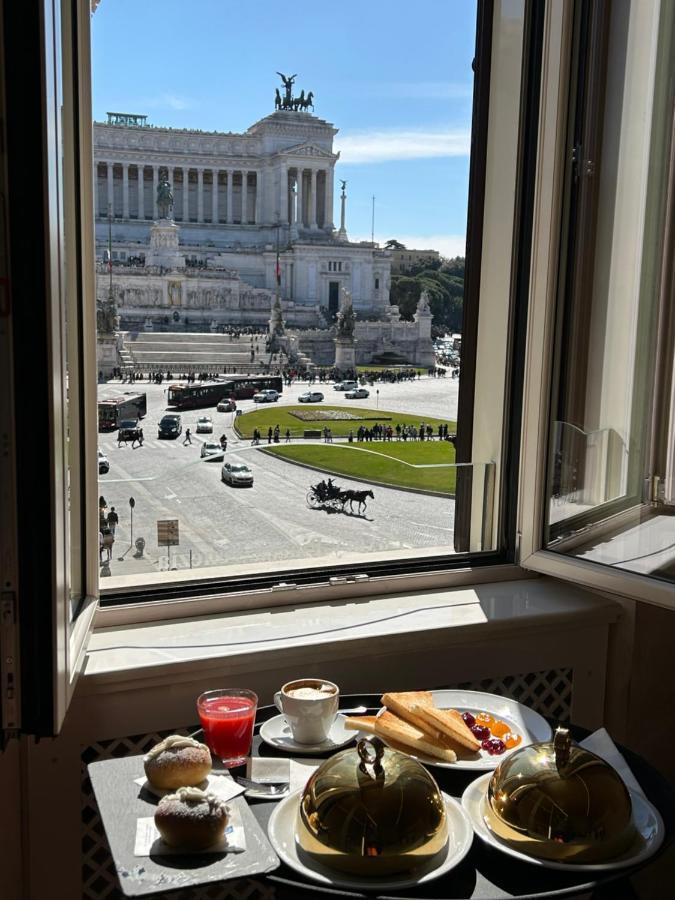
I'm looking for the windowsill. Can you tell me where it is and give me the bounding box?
[81,577,620,691]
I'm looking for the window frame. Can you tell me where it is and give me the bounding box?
[98,0,542,614]
[518,0,675,612]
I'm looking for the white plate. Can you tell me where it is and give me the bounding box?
[259,713,358,754]
[462,772,665,872]
[377,689,552,771]
[267,789,473,891]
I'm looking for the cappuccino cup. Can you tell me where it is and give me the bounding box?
[274,678,339,744]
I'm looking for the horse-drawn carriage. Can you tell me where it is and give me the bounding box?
[306,479,374,514]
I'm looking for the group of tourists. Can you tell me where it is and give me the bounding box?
[348,422,454,443]
[98,499,119,565]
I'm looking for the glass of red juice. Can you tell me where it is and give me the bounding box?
[197,689,258,768]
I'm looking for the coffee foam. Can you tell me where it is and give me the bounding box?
[286,682,336,700]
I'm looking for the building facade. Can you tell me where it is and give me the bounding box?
[93,108,433,367]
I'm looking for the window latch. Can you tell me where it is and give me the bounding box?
[329,574,370,585]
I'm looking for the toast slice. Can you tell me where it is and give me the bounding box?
[345,711,457,762]
[375,711,457,762]
[344,715,378,733]
[380,691,434,733]
[411,704,481,752]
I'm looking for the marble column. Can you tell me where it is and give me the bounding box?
[241,171,248,224]
[106,163,114,217]
[197,168,204,222]
[226,170,233,224]
[280,166,289,223]
[296,168,304,227]
[152,166,159,219]
[122,164,129,218]
[325,169,334,230]
[254,170,262,224]
[137,165,145,219]
[182,167,189,221]
[310,169,318,228]
[211,169,219,223]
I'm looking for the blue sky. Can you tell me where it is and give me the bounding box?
[92,0,476,257]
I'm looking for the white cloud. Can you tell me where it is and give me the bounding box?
[335,127,470,165]
[351,233,466,259]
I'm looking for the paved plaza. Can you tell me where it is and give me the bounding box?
[98,376,460,585]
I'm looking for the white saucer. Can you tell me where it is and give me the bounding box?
[259,713,358,754]
[461,772,665,872]
[267,789,473,890]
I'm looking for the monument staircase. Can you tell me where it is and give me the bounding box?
[120,331,267,372]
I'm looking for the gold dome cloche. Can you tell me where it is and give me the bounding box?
[485,727,636,863]
[296,736,448,875]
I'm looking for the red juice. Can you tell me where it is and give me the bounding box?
[198,694,257,764]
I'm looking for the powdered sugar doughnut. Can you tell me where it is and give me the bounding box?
[144,735,212,790]
[154,787,229,850]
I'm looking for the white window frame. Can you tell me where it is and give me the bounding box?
[517,0,675,612]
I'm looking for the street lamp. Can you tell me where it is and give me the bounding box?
[376,389,380,409]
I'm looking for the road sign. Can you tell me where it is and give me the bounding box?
[157,519,179,547]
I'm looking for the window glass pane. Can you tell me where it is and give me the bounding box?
[545,0,675,583]
[91,0,509,592]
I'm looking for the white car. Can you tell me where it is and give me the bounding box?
[200,442,223,459]
[333,380,358,391]
[221,462,254,486]
[298,391,324,403]
[253,389,279,403]
[345,387,370,399]
[196,416,213,434]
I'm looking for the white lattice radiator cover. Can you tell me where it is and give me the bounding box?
[81,668,572,899]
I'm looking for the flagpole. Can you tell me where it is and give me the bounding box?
[371,195,375,245]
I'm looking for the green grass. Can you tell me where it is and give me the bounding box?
[236,405,455,439]
[263,441,457,494]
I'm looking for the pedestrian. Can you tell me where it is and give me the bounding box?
[101,527,114,562]
[139,428,144,446]
[348,430,353,443]
[285,428,291,442]
[268,427,273,444]
[183,428,192,445]
[396,424,401,440]
[107,506,119,537]
[99,530,104,564]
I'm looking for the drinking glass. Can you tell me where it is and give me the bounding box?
[197,688,258,768]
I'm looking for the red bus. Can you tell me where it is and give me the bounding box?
[167,376,283,410]
[97,393,147,431]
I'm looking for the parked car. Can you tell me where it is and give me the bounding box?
[253,389,279,403]
[221,462,254,486]
[217,398,237,412]
[345,387,370,399]
[98,450,110,474]
[333,380,358,391]
[200,441,223,459]
[298,391,324,403]
[158,413,182,439]
[196,415,213,434]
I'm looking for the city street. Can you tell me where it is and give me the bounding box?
[98,376,460,585]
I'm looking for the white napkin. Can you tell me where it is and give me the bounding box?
[134,772,246,803]
[134,802,246,857]
[579,727,645,798]
[247,756,322,792]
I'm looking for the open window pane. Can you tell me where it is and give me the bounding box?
[545,0,675,583]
